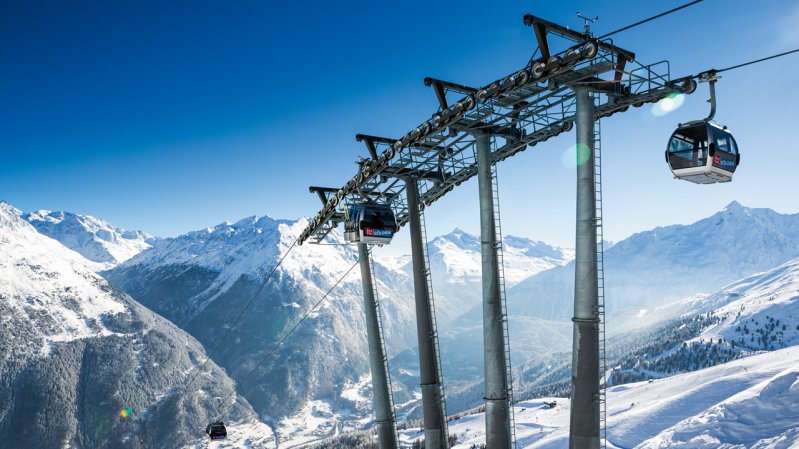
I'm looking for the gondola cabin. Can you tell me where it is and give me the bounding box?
[666,120,739,184]
[344,203,397,245]
[206,421,227,440]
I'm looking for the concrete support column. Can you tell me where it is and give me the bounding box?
[569,88,600,449]
[357,243,399,449]
[405,178,448,449]
[476,133,512,449]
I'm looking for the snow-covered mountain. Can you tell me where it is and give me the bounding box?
[509,202,799,322]
[103,215,421,443]
[395,346,799,448]
[604,255,799,386]
[416,228,573,287]
[381,230,574,382]
[0,201,270,449]
[97,217,577,440]
[427,252,799,418]
[386,228,572,288]
[23,209,157,268]
[63,201,799,445]
[379,229,572,325]
[662,255,799,350]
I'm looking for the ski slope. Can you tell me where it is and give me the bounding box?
[399,346,799,448]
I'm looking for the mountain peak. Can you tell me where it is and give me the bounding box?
[231,214,277,229]
[0,200,21,214]
[434,228,480,250]
[22,210,156,266]
[0,201,24,228]
[723,201,748,213]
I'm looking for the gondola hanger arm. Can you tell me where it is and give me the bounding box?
[698,70,719,122]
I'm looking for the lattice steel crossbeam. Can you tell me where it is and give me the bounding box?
[299,14,695,245]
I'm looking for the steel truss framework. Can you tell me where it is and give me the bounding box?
[299,14,695,245]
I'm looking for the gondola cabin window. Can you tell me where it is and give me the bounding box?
[668,125,708,170]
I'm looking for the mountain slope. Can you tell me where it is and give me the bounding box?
[509,202,799,322]
[23,209,156,268]
[506,253,799,399]
[396,346,799,448]
[0,202,270,449]
[604,255,799,386]
[669,256,799,351]
[103,215,420,442]
[383,230,574,382]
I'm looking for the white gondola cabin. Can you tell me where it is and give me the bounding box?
[666,120,739,184]
[344,203,397,245]
[665,70,739,184]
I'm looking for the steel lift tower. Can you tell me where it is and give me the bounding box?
[300,13,693,449]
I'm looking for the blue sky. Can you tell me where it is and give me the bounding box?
[2,0,798,254]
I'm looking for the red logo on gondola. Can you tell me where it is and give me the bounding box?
[364,228,392,237]
[714,155,721,165]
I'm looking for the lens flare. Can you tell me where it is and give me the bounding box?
[561,144,577,168]
[561,143,592,168]
[119,407,134,419]
[651,92,685,117]
[576,143,591,166]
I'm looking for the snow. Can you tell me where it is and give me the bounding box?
[0,202,127,352]
[654,257,799,351]
[33,201,795,448]
[275,399,340,447]
[119,216,361,314]
[384,229,573,288]
[340,374,372,406]
[398,347,799,448]
[23,209,154,268]
[188,419,277,449]
[375,254,412,272]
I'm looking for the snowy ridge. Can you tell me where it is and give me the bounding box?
[664,256,799,350]
[23,209,155,268]
[118,215,363,317]
[509,201,799,321]
[0,202,126,353]
[398,347,799,448]
[596,256,799,386]
[384,228,572,288]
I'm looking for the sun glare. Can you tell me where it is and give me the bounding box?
[651,92,686,117]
